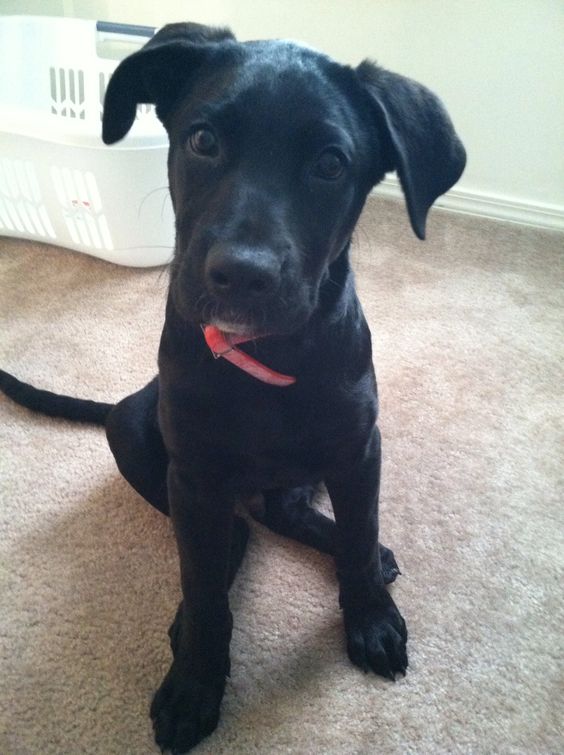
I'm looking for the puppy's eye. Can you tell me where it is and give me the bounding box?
[312,149,347,180]
[189,126,218,157]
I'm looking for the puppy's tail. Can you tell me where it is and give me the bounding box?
[0,369,113,426]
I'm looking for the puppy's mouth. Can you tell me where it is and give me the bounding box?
[172,279,310,339]
[198,299,295,339]
[208,318,262,339]
[190,294,270,337]
[199,302,309,340]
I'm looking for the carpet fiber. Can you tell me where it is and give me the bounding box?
[1,197,562,754]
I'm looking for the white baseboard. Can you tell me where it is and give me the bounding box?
[374,177,564,232]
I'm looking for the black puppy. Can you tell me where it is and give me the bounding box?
[0,22,465,753]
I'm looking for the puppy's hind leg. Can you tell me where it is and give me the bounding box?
[105,377,250,581]
[254,486,335,553]
[253,487,400,583]
[105,377,170,515]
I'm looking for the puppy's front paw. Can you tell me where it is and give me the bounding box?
[343,591,408,680]
[150,662,226,753]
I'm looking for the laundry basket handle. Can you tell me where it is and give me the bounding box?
[96,21,155,38]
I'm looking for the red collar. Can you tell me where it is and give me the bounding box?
[202,325,296,387]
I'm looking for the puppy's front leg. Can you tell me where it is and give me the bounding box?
[326,426,408,679]
[151,463,235,753]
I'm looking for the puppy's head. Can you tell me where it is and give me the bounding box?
[103,23,465,337]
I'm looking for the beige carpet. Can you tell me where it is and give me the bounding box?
[1,196,563,754]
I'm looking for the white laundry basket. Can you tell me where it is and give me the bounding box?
[0,16,174,267]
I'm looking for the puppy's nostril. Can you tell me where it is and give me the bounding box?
[210,270,230,289]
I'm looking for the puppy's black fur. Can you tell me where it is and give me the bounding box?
[0,22,465,753]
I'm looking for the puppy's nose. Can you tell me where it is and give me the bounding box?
[205,245,281,300]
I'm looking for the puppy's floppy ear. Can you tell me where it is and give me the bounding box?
[102,22,235,145]
[357,61,466,240]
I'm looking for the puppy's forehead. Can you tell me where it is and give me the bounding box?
[186,39,358,127]
[242,38,328,68]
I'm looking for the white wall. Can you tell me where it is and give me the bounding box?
[2,0,563,228]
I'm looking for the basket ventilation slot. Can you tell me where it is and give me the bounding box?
[50,67,86,119]
[51,167,113,251]
[0,159,56,239]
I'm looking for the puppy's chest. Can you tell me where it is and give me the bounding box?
[163,382,345,485]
